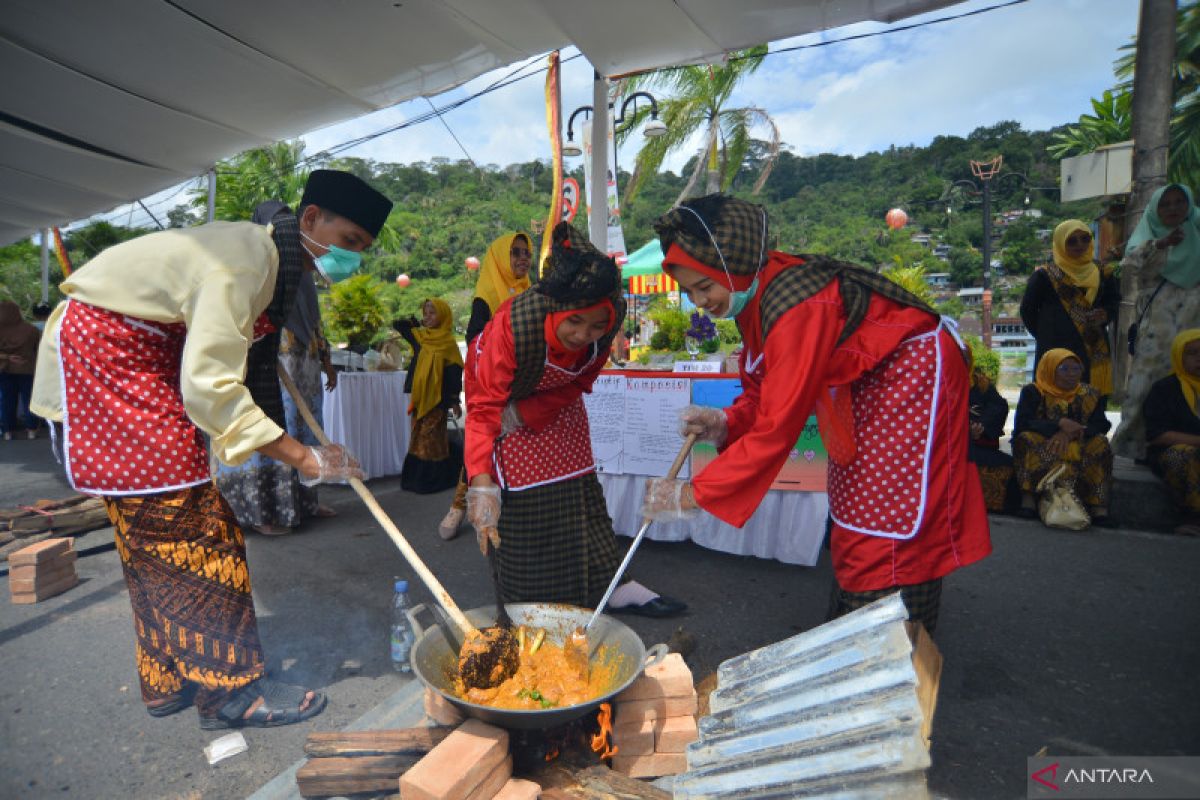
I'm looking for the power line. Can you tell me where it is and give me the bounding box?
[87,0,1030,229]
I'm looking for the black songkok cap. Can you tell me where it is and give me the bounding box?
[300,169,393,237]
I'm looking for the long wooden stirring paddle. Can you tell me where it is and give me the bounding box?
[277,364,518,688]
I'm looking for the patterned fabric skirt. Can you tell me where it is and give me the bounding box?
[214,348,322,528]
[1012,432,1113,511]
[402,409,462,494]
[495,472,621,608]
[104,483,264,715]
[1149,444,1200,513]
[829,578,944,634]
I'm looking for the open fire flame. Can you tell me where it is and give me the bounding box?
[590,702,617,760]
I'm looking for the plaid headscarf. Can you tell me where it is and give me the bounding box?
[654,194,769,282]
[509,222,626,399]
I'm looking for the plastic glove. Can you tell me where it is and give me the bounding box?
[678,404,728,447]
[299,445,364,486]
[641,478,700,522]
[500,401,523,435]
[467,485,503,555]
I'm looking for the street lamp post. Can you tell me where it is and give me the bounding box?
[563,91,666,203]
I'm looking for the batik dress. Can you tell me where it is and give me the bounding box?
[1012,383,1113,513]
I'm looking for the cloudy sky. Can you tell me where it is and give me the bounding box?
[104,0,1139,228]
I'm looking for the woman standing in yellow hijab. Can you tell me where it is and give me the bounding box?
[1011,348,1115,526]
[1020,220,1120,396]
[440,232,534,538]
[394,298,464,494]
[1142,329,1200,535]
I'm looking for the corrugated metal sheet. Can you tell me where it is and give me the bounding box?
[673,593,931,799]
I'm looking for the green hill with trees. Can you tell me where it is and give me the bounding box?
[0,119,1103,347]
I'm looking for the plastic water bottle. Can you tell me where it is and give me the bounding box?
[390,579,415,673]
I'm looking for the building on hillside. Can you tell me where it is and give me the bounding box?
[991,315,1036,386]
[927,272,952,289]
[958,287,984,306]
[910,233,933,248]
[933,243,952,261]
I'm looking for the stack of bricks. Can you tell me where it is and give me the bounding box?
[400,718,538,800]
[610,652,699,779]
[9,538,78,605]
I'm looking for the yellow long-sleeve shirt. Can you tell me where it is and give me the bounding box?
[31,222,285,466]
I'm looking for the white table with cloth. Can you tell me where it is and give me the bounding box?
[323,370,410,480]
[585,370,828,567]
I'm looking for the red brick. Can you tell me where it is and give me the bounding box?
[493,778,540,800]
[462,755,512,800]
[424,688,465,727]
[9,550,77,581]
[10,572,78,604]
[9,538,72,567]
[400,719,508,800]
[612,717,655,756]
[615,653,694,702]
[611,752,688,779]
[615,694,696,725]
[655,715,699,753]
[10,562,76,594]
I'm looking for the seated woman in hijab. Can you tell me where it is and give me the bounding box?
[1012,348,1114,526]
[394,298,464,494]
[1020,220,1118,399]
[464,222,686,618]
[967,351,1017,514]
[1142,329,1200,536]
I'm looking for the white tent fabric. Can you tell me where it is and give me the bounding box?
[0,0,957,244]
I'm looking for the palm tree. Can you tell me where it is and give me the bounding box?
[1050,2,1199,190]
[191,140,308,221]
[618,46,781,205]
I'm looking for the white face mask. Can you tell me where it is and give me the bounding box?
[673,205,768,318]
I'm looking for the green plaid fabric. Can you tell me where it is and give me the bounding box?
[760,254,936,344]
[495,473,621,607]
[243,206,305,427]
[654,195,769,277]
[509,223,626,400]
[830,578,944,633]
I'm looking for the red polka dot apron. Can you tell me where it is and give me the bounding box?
[827,321,955,540]
[56,300,275,496]
[494,349,599,491]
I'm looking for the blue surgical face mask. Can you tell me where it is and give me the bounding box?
[720,277,759,319]
[300,230,363,283]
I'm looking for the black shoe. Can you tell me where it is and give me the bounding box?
[1017,507,1038,520]
[610,595,688,618]
[1090,515,1118,528]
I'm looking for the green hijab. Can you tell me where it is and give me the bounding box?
[1125,183,1200,289]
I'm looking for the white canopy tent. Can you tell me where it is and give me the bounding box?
[0,0,959,246]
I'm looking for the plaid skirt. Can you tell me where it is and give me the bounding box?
[105,483,265,715]
[496,472,621,608]
[829,578,944,634]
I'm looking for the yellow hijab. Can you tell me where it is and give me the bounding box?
[1051,220,1100,303]
[1171,328,1200,415]
[474,232,532,314]
[1035,348,1085,411]
[410,298,463,420]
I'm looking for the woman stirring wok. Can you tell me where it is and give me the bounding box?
[464,222,686,618]
[640,195,991,633]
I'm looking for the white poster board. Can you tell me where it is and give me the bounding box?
[621,376,691,478]
[582,373,625,473]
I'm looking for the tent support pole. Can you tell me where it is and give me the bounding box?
[207,168,217,223]
[588,70,609,251]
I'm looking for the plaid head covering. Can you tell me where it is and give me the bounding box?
[654,194,769,281]
[509,222,625,399]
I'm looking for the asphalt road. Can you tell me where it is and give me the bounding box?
[1,434,1197,799]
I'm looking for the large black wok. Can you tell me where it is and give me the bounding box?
[408,602,667,730]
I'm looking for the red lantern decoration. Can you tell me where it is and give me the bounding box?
[465,256,480,271]
[885,208,908,230]
[395,274,411,288]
